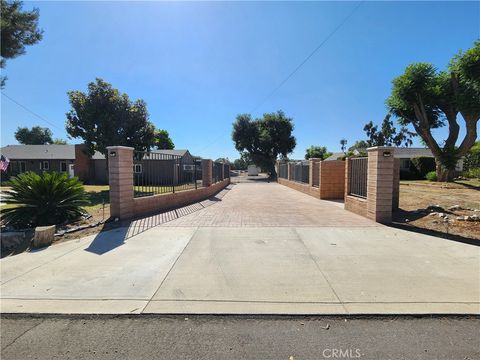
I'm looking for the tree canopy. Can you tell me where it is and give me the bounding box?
[387,41,480,181]
[232,152,251,170]
[305,145,332,160]
[363,114,415,147]
[154,129,174,150]
[15,126,53,145]
[232,110,296,178]
[348,140,369,152]
[66,78,156,156]
[1,0,43,87]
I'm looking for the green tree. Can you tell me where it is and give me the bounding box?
[154,129,174,149]
[304,145,332,160]
[387,41,480,181]
[14,126,53,144]
[232,110,296,179]
[215,157,230,164]
[66,78,156,156]
[348,140,369,152]
[1,0,43,87]
[232,152,251,170]
[363,114,415,147]
[52,138,68,145]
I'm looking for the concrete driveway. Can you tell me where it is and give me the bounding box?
[1,183,479,314]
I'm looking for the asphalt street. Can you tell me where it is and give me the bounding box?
[1,315,479,359]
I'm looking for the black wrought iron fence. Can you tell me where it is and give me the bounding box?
[278,163,288,179]
[224,164,231,179]
[292,161,309,183]
[212,161,224,183]
[133,151,201,198]
[349,157,368,198]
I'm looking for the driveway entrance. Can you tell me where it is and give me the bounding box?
[162,182,375,227]
[1,181,479,315]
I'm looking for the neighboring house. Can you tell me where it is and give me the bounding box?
[0,144,107,184]
[133,149,197,185]
[0,145,197,185]
[325,147,463,172]
[393,147,463,173]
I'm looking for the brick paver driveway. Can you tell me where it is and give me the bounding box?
[2,179,478,315]
[162,182,376,227]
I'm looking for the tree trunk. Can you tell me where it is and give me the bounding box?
[436,163,455,182]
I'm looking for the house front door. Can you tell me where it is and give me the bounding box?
[68,164,75,178]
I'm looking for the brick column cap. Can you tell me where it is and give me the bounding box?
[367,146,395,151]
[106,146,135,150]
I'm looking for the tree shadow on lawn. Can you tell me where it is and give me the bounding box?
[453,180,480,191]
[391,208,480,247]
[86,190,110,207]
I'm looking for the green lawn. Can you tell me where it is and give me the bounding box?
[83,185,110,211]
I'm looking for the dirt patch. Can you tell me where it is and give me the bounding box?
[393,180,480,241]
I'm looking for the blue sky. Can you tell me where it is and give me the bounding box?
[1,1,479,160]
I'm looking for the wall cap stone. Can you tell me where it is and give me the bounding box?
[106,146,134,150]
[367,146,395,151]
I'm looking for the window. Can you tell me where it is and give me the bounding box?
[19,161,26,173]
[60,161,67,172]
[134,164,142,174]
[400,159,410,170]
[9,161,18,174]
[42,161,50,170]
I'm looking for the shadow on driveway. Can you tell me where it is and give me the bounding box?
[84,185,233,255]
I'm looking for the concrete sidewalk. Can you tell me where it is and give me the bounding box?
[1,183,479,315]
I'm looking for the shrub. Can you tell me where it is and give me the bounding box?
[1,172,88,229]
[410,157,436,179]
[425,171,437,181]
[464,167,480,179]
[464,141,480,172]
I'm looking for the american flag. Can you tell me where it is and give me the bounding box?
[0,155,10,172]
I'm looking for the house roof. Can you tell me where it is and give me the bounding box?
[154,149,190,157]
[393,147,433,158]
[0,145,191,161]
[325,152,346,161]
[0,145,106,160]
[0,145,76,160]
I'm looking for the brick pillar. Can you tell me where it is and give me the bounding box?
[309,158,321,187]
[288,162,294,181]
[202,159,212,187]
[392,158,400,211]
[367,147,395,223]
[107,146,134,220]
[345,157,352,199]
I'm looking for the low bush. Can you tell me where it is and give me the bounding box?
[464,141,480,171]
[463,167,480,179]
[1,172,88,229]
[425,171,437,181]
